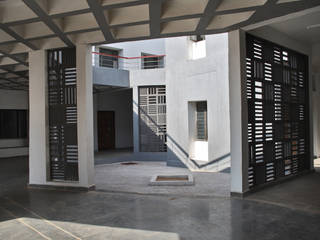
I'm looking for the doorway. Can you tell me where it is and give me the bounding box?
[98,111,115,150]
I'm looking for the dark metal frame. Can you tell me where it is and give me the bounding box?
[47,47,79,181]
[246,33,310,188]
[138,85,167,152]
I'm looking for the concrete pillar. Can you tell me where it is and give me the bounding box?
[228,30,249,195]
[132,86,140,153]
[28,45,94,189]
[76,44,95,188]
[29,50,48,185]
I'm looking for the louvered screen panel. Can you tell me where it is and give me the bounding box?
[139,86,167,152]
[246,34,309,189]
[48,48,79,181]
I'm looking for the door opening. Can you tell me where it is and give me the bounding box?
[98,111,115,150]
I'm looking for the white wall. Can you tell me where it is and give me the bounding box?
[0,89,29,158]
[94,89,133,151]
[94,38,167,157]
[130,68,166,153]
[165,33,231,171]
[97,38,165,70]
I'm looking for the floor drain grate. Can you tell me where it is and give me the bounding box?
[149,174,194,186]
[156,176,188,181]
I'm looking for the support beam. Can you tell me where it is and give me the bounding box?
[22,0,75,48]
[0,77,28,88]
[87,0,114,41]
[228,29,249,195]
[196,0,223,32]
[0,50,28,66]
[0,24,38,50]
[149,0,163,36]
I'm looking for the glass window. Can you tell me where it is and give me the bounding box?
[141,53,164,69]
[196,102,207,140]
[0,110,28,139]
[99,48,119,68]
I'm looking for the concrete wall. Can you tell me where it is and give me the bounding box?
[165,33,231,171]
[95,38,167,161]
[94,89,133,151]
[95,38,165,70]
[130,68,166,153]
[96,36,231,170]
[93,66,129,87]
[249,26,314,168]
[0,89,29,158]
[102,38,165,57]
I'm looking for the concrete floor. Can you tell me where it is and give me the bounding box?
[1,156,320,240]
[95,161,230,197]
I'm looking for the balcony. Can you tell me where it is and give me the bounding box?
[92,52,166,88]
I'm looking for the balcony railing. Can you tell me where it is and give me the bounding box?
[93,52,165,70]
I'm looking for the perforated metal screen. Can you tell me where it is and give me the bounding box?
[139,86,167,152]
[48,48,79,181]
[246,34,309,188]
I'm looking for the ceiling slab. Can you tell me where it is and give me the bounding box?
[0,0,319,90]
[207,11,255,30]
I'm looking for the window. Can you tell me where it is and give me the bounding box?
[99,48,119,68]
[141,53,164,69]
[196,102,207,140]
[0,110,28,139]
[189,35,206,60]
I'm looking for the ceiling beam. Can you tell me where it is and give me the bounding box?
[149,0,163,36]
[0,51,28,66]
[87,0,114,42]
[0,77,28,87]
[196,0,223,32]
[22,0,75,48]
[0,24,38,50]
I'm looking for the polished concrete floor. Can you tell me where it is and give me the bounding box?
[1,156,320,240]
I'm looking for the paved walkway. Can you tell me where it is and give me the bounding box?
[0,157,319,240]
[95,161,230,197]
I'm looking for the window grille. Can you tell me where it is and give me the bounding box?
[139,86,167,152]
[141,53,164,69]
[0,110,27,139]
[99,48,119,69]
[196,101,207,141]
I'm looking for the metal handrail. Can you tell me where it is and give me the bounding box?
[92,52,165,70]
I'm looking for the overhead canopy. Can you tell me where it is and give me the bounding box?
[0,0,320,90]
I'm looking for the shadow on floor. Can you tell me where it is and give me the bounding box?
[0,157,320,240]
[246,168,320,214]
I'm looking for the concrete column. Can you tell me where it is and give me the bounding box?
[29,50,48,185]
[76,44,95,188]
[228,30,249,195]
[132,86,140,153]
[29,45,94,189]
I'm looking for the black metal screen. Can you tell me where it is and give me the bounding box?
[48,48,78,181]
[246,34,309,189]
[139,86,167,152]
